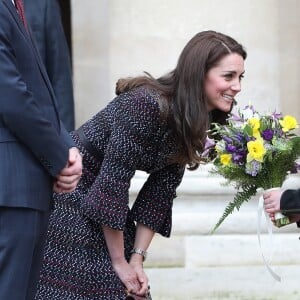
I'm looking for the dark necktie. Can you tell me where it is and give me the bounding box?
[14,0,28,31]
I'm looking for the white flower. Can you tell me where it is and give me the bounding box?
[241,107,255,120]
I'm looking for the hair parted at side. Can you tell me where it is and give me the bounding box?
[116,30,247,170]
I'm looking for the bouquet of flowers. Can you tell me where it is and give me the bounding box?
[207,105,300,233]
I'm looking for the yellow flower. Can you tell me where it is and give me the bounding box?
[220,154,232,166]
[246,139,266,162]
[248,117,261,138]
[279,115,299,132]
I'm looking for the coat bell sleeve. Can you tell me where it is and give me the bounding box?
[81,89,162,230]
[130,164,185,237]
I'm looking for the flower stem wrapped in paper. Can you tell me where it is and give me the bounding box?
[207,105,300,232]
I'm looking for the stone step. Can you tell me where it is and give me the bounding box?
[145,234,300,268]
[129,166,300,299]
[144,234,300,299]
[145,265,300,300]
[171,203,299,235]
[130,165,300,199]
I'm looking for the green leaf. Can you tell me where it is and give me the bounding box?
[243,124,253,136]
[211,184,258,234]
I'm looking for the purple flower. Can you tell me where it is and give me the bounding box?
[202,136,215,157]
[244,104,255,111]
[232,152,245,165]
[204,136,215,149]
[262,129,274,141]
[245,135,255,142]
[225,144,236,153]
[271,111,282,120]
[223,136,232,144]
[235,133,244,142]
[228,113,242,122]
[245,160,262,176]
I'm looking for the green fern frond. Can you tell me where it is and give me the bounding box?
[211,184,257,233]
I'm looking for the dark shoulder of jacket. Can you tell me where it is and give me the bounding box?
[280,189,300,212]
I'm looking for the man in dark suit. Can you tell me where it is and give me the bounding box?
[0,0,82,299]
[24,0,75,131]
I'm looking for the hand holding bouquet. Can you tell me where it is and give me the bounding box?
[207,105,300,232]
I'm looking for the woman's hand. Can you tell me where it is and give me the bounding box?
[102,226,142,295]
[112,259,141,295]
[129,256,149,296]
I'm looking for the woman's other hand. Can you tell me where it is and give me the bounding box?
[112,259,141,295]
[129,256,149,296]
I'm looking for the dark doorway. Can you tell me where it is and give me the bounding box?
[57,0,72,60]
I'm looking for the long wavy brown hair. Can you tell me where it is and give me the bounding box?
[116,30,247,169]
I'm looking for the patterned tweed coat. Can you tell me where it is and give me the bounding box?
[35,87,185,299]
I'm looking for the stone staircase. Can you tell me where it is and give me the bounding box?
[129,164,300,300]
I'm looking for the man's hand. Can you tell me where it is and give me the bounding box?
[54,147,83,193]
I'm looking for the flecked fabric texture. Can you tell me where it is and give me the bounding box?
[35,87,185,299]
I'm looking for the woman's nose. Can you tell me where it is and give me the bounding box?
[231,80,241,92]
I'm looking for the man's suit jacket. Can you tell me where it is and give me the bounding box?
[0,0,74,211]
[24,0,75,131]
[281,189,300,214]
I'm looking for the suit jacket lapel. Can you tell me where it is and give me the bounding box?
[27,28,61,112]
[4,0,30,40]
[29,32,62,126]
[3,0,61,126]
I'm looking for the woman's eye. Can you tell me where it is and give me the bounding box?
[239,74,244,81]
[224,74,233,80]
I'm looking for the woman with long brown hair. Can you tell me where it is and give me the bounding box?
[36,30,246,300]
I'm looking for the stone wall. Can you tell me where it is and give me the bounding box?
[71,0,300,127]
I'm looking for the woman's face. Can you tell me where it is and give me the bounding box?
[204,53,245,112]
